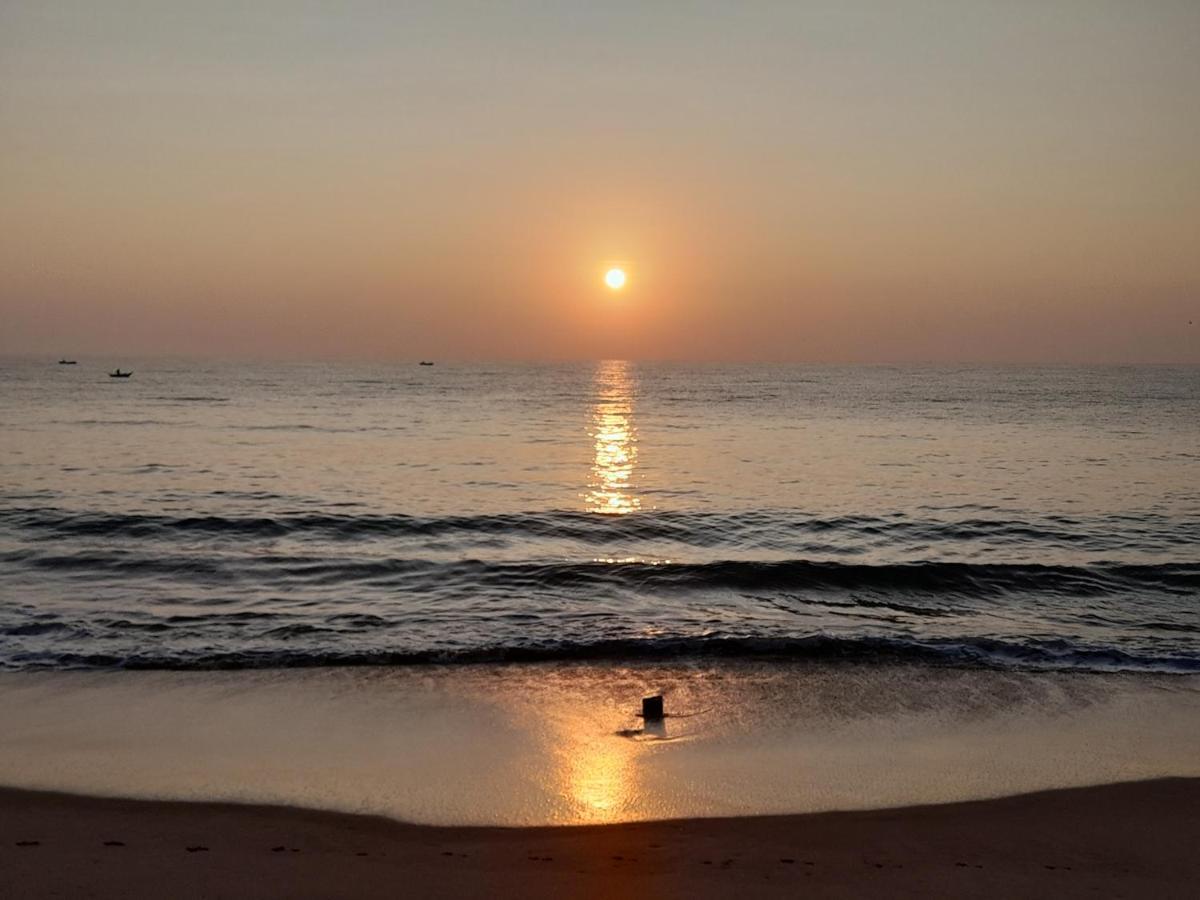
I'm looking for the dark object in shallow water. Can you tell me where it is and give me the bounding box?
[642,695,664,721]
[419,361,434,366]
[58,358,77,365]
[109,369,132,378]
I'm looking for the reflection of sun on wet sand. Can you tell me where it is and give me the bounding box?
[560,699,693,824]
[562,726,635,823]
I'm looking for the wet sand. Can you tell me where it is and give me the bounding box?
[3,778,1198,899]
[4,665,1200,827]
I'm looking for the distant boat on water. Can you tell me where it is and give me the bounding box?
[108,369,132,378]
[58,358,77,365]
[419,361,435,366]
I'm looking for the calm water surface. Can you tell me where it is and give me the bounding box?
[1,359,1197,671]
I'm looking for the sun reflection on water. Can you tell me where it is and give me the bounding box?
[586,360,640,514]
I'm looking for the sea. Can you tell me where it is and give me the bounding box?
[2,358,1198,675]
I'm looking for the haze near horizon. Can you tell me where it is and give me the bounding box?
[2,1,1198,363]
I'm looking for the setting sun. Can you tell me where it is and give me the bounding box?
[604,268,627,290]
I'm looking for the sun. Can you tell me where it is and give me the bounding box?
[604,267,627,290]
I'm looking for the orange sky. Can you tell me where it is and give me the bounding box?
[2,2,1198,362]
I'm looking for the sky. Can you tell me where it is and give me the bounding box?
[2,1,1198,362]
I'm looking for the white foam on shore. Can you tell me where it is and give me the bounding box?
[0,662,1197,826]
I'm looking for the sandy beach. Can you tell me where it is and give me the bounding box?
[3,665,1199,826]
[3,778,1198,899]
[2,663,1198,897]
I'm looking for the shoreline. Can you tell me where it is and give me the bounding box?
[3,778,1198,898]
[3,663,1198,827]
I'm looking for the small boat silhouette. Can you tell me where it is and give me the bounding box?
[108,369,132,378]
[419,361,435,366]
[58,358,77,365]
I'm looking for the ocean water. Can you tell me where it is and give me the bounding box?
[1,359,1198,674]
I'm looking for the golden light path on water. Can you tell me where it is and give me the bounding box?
[572,362,664,820]
[585,360,640,515]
